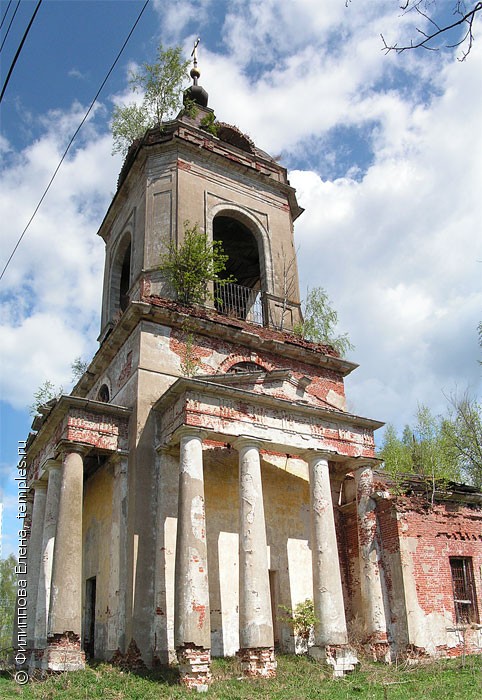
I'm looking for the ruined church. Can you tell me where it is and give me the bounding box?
[23,56,482,688]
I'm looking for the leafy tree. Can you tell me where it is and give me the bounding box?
[278,599,318,645]
[112,44,190,156]
[379,404,461,486]
[29,380,62,416]
[294,287,354,357]
[71,356,88,382]
[443,392,482,489]
[379,423,412,478]
[0,555,17,652]
[158,221,235,306]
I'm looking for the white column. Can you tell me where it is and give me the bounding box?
[174,429,211,690]
[234,437,276,678]
[45,446,86,671]
[108,455,128,655]
[34,461,62,653]
[307,453,348,648]
[355,465,390,660]
[26,481,47,654]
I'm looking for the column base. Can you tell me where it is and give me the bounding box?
[364,634,391,663]
[177,644,212,691]
[29,647,46,671]
[308,644,358,677]
[236,646,277,678]
[43,633,85,672]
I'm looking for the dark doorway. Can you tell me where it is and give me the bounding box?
[84,576,97,659]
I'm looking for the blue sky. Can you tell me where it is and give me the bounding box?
[1,0,481,557]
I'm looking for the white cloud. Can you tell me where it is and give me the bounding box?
[0,105,120,409]
[0,0,480,443]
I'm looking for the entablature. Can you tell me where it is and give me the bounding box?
[26,395,131,485]
[154,374,383,468]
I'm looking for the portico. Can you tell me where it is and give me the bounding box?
[155,371,383,683]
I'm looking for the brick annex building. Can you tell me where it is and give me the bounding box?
[22,62,482,687]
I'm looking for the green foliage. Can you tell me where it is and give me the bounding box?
[443,392,482,489]
[3,655,481,699]
[379,404,462,486]
[0,555,17,652]
[111,44,190,156]
[158,222,235,306]
[294,287,354,357]
[278,599,318,642]
[71,356,88,382]
[180,332,199,377]
[200,112,219,135]
[29,379,62,416]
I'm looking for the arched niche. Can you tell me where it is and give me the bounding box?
[97,384,110,403]
[109,232,132,321]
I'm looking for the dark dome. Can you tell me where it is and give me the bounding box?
[184,84,209,108]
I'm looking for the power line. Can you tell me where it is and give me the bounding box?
[0,0,20,54]
[0,0,150,284]
[0,0,42,101]
[0,0,14,32]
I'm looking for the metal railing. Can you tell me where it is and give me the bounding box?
[214,282,264,326]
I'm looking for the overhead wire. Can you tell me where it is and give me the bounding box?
[0,0,151,284]
[0,0,20,54]
[0,0,14,32]
[0,0,42,100]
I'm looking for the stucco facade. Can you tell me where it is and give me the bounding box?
[22,81,482,687]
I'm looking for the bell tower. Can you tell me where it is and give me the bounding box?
[25,43,386,688]
[98,52,304,342]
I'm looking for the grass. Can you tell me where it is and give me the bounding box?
[0,654,480,699]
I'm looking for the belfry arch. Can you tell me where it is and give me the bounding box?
[213,215,261,289]
[210,207,273,323]
[109,232,132,321]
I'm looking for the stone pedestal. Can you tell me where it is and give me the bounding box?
[355,466,390,662]
[235,438,276,677]
[308,644,359,677]
[236,646,277,678]
[177,644,212,691]
[44,447,85,671]
[174,430,212,688]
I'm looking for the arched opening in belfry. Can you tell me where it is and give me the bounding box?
[213,215,263,323]
[119,242,131,312]
[109,233,131,321]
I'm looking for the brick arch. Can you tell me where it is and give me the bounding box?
[218,353,275,374]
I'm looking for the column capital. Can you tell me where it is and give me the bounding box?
[44,459,62,474]
[173,425,206,445]
[232,436,263,452]
[56,440,91,458]
[31,479,48,492]
[301,449,336,464]
[353,463,374,477]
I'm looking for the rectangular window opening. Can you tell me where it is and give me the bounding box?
[450,557,479,625]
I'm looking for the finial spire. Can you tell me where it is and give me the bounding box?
[183,36,208,108]
[190,37,201,85]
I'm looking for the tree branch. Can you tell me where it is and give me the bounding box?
[381,1,482,60]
